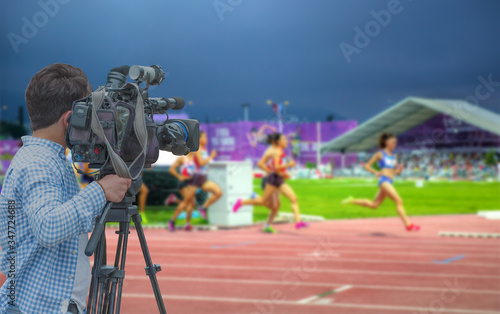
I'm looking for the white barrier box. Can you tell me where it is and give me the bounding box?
[208,161,254,226]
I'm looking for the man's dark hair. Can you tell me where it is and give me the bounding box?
[25,63,92,131]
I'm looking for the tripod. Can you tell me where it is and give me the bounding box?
[86,177,167,314]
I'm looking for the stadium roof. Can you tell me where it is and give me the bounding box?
[321,97,500,153]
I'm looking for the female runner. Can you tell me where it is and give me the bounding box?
[168,154,194,230]
[233,133,308,233]
[167,131,222,231]
[342,133,420,231]
[237,134,282,233]
[138,182,149,224]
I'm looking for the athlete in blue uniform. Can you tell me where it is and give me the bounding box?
[342,133,420,231]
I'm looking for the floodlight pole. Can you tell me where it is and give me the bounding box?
[340,149,346,173]
[316,121,321,171]
[242,103,250,121]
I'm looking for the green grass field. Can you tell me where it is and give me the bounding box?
[140,178,500,226]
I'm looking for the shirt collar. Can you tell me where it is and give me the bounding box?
[21,136,66,158]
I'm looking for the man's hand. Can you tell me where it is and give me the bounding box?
[97,175,132,202]
[210,150,217,158]
[287,160,296,168]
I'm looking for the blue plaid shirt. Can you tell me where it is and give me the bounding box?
[0,136,106,313]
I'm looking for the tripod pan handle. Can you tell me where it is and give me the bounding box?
[85,202,112,256]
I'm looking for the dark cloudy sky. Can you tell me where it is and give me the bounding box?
[1,0,499,124]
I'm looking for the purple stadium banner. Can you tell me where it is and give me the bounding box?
[1,112,496,175]
[200,120,358,166]
[397,114,500,150]
[0,139,22,175]
[0,140,21,155]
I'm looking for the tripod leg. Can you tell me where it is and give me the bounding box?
[88,229,106,314]
[108,278,118,314]
[108,222,125,314]
[132,214,167,314]
[103,279,113,314]
[87,241,98,313]
[114,224,124,267]
[97,277,106,314]
[114,218,131,314]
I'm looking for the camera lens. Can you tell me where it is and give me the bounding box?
[129,65,164,85]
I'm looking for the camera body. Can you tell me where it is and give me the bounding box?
[65,65,199,174]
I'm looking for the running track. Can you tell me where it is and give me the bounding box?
[3,214,500,313]
[113,214,500,313]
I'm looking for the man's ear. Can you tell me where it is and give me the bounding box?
[62,111,72,129]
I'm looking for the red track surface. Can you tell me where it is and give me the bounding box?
[112,214,500,313]
[2,214,500,313]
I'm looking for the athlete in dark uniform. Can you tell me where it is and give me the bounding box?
[167,131,222,231]
[233,133,309,233]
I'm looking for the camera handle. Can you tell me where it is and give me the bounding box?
[90,84,148,180]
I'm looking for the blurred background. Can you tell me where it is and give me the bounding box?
[1,1,499,313]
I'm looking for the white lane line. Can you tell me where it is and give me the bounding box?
[211,241,256,249]
[297,295,320,304]
[125,262,500,279]
[120,242,500,259]
[119,250,499,267]
[129,234,500,252]
[123,240,500,257]
[298,285,353,304]
[124,275,500,294]
[121,293,500,314]
[333,284,353,293]
[298,251,340,258]
[439,231,500,238]
[127,235,500,252]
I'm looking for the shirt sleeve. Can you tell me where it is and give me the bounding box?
[19,160,106,248]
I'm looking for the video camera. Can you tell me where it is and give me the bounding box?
[65,64,199,179]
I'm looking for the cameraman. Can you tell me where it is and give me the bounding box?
[0,64,131,314]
